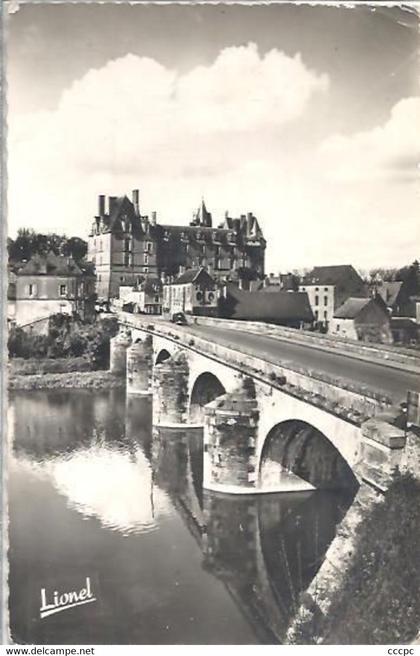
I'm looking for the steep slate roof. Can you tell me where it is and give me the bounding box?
[333,297,372,319]
[173,267,215,285]
[303,265,363,286]
[223,284,313,323]
[17,252,83,277]
[376,281,403,307]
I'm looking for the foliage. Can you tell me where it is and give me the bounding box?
[8,326,49,359]
[8,314,119,369]
[323,473,420,644]
[8,228,87,264]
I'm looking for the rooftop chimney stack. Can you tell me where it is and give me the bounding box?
[151,211,157,226]
[132,189,140,216]
[98,195,105,217]
[109,196,117,214]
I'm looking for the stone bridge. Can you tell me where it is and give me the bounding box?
[113,314,408,495]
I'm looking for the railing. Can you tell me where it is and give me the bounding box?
[119,312,393,423]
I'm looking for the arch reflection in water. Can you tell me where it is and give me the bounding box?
[202,489,353,642]
[9,388,355,644]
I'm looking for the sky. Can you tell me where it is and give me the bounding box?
[6,2,420,272]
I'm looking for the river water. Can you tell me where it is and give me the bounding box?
[8,389,353,644]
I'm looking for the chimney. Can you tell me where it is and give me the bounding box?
[151,211,157,226]
[98,195,105,217]
[109,196,117,214]
[132,189,140,216]
[247,212,253,231]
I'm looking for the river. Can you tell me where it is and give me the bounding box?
[8,389,353,644]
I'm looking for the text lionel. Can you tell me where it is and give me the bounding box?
[40,577,96,618]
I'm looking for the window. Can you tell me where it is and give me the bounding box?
[324,296,328,306]
[124,253,130,266]
[302,287,306,291]
[336,324,340,332]
[315,287,319,291]
[120,276,125,282]
[315,310,319,320]
[59,284,67,297]
[315,295,319,306]
[99,240,102,250]
[98,274,101,282]
[144,267,149,273]
[154,295,160,303]
[324,287,328,292]
[124,238,130,252]
[146,242,152,253]
[28,283,36,297]
[144,254,149,265]
[324,310,327,319]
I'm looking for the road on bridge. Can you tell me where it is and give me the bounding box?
[180,323,420,405]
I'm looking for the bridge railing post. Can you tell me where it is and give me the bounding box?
[360,419,407,491]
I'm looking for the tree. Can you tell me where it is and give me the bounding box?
[8,229,88,264]
[396,260,420,296]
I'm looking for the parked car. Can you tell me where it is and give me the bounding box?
[171,312,188,325]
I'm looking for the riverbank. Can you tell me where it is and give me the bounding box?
[8,370,126,390]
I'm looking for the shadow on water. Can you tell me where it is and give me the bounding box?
[8,389,354,645]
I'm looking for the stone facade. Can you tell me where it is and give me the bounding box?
[88,191,266,300]
[14,252,95,327]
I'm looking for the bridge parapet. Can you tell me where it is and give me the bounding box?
[118,313,392,422]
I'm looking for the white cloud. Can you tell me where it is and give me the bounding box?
[7,44,419,270]
[319,97,420,183]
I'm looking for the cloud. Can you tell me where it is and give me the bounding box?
[7,44,419,270]
[319,97,420,182]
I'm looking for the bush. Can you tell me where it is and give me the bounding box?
[8,326,49,359]
[8,313,119,369]
[323,473,420,644]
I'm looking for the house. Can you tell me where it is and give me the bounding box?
[117,277,162,314]
[390,317,419,345]
[14,252,95,330]
[136,277,162,314]
[88,190,266,301]
[261,272,299,292]
[219,284,314,328]
[163,268,218,318]
[373,281,405,315]
[300,265,368,330]
[330,297,392,344]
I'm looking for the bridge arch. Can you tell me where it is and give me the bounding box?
[189,372,226,423]
[259,420,359,492]
[155,348,171,365]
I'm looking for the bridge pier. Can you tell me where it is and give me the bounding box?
[203,377,260,494]
[153,351,198,427]
[126,336,153,395]
[110,330,132,376]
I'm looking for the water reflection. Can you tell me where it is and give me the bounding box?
[9,389,353,645]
